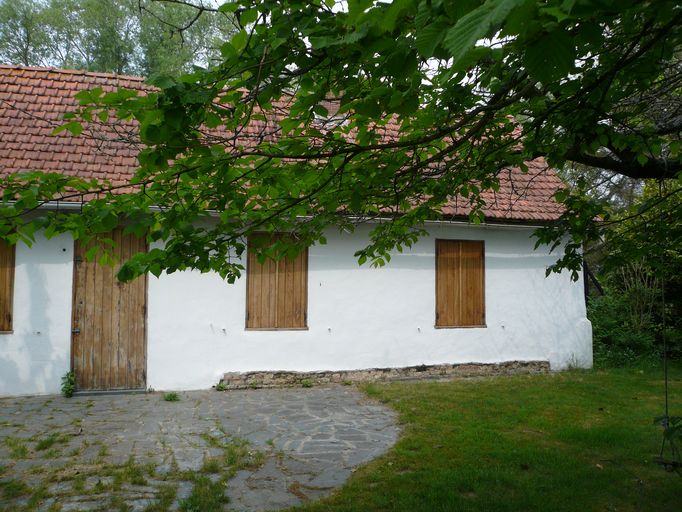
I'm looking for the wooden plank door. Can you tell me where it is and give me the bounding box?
[71,228,147,391]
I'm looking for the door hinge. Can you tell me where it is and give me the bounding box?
[72,328,81,334]
[74,256,83,264]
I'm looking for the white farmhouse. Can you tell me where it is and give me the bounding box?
[0,66,592,396]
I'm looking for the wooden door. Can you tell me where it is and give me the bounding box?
[71,228,147,391]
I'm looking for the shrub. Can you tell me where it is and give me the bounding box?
[588,262,682,366]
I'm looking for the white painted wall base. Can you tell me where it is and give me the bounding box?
[0,222,592,396]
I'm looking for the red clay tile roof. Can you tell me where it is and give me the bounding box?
[0,65,565,222]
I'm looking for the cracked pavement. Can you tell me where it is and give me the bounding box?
[0,386,399,511]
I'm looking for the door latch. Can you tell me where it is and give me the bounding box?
[72,328,81,334]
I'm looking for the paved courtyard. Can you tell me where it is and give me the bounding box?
[0,386,399,511]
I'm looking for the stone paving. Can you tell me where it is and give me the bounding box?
[0,386,399,511]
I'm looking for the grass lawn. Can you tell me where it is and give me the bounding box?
[292,365,682,512]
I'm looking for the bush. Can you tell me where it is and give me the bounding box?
[588,263,682,367]
[589,294,657,363]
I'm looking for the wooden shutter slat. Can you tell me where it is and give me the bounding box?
[114,228,125,388]
[83,238,97,389]
[266,254,277,327]
[101,234,114,390]
[131,233,147,388]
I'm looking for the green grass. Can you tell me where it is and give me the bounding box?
[4,436,29,458]
[35,432,69,451]
[144,484,177,512]
[163,392,180,402]
[292,366,682,512]
[201,456,222,474]
[0,479,30,499]
[179,475,228,512]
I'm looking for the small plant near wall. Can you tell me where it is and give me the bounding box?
[61,371,75,398]
[215,382,226,392]
[301,379,314,388]
[163,392,179,402]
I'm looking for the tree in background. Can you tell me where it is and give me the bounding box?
[0,0,48,66]
[0,0,234,76]
[586,180,682,365]
[136,0,233,76]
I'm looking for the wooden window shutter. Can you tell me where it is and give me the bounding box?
[435,239,485,327]
[246,234,308,329]
[0,239,15,332]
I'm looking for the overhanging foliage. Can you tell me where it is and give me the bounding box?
[1,0,681,281]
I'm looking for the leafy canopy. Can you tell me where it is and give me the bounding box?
[1,0,681,282]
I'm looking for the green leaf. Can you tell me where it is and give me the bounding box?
[540,6,572,22]
[443,0,524,67]
[240,8,258,25]
[348,0,373,24]
[218,2,239,13]
[52,121,83,137]
[220,41,238,59]
[523,29,576,84]
[148,74,176,90]
[379,0,415,33]
[415,22,448,58]
[231,30,248,52]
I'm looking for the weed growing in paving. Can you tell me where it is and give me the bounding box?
[22,485,49,512]
[35,432,69,451]
[4,436,29,458]
[97,444,110,459]
[143,484,178,512]
[201,431,266,474]
[61,370,76,397]
[201,456,222,474]
[112,456,152,487]
[71,474,86,493]
[179,474,229,512]
[163,392,180,402]
[301,379,314,388]
[109,495,132,512]
[0,479,30,499]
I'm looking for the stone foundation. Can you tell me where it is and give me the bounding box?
[219,360,550,390]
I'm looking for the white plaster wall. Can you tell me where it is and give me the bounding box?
[0,223,592,396]
[147,223,593,391]
[0,233,73,395]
